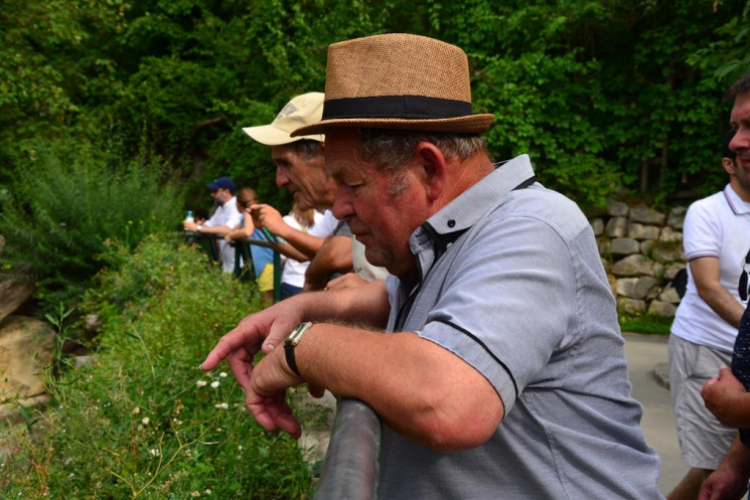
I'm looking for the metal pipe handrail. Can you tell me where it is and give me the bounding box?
[189,232,282,302]
[315,398,380,500]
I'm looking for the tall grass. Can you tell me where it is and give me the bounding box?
[2,235,315,498]
[0,139,183,304]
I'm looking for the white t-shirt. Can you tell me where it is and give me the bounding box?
[281,211,326,288]
[314,210,341,238]
[671,184,750,352]
[204,196,243,273]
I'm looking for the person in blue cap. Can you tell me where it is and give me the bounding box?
[184,176,242,273]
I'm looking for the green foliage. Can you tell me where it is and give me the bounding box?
[619,314,673,335]
[2,0,750,210]
[0,139,183,305]
[2,235,314,498]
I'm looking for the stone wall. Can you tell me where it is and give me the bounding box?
[589,200,687,317]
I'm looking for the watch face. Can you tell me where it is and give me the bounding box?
[287,322,312,347]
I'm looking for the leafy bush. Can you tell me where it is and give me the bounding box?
[1,235,315,498]
[0,140,183,305]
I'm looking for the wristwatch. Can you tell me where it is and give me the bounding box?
[284,322,313,376]
[196,224,202,233]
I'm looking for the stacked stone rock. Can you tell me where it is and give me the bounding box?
[0,279,55,421]
[590,200,687,318]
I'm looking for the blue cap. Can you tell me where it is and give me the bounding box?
[205,176,236,194]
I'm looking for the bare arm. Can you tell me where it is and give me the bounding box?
[190,223,232,238]
[201,280,393,436]
[270,241,310,262]
[699,435,750,500]
[691,256,744,329]
[303,236,353,291]
[285,325,505,451]
[251,204,325,259]
[225,216,253,242]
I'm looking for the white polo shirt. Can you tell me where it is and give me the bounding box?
[672,184,750,353]
[204,196,242,273]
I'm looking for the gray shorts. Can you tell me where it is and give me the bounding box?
[669,335,736,470]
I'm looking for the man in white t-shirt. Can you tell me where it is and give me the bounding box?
[668,127,750,499]
[184,176,243,273]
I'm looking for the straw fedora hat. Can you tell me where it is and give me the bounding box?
[243,92,325,146]
[291,34,493,137]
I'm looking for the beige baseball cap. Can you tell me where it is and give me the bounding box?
[242,92,325,145]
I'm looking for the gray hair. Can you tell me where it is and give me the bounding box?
[728,72,750,99]
[355,128,486,194]
[293,139,323,161]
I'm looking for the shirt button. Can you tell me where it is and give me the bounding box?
[447,219,456,228]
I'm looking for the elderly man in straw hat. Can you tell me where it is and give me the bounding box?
[203,34,662,498]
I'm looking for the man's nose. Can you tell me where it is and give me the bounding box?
[332,187,354,220]
[276,168,289,188]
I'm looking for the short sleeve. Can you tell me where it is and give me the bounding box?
[416,215,578,413]
[309,210,338,238]
[683,201,722,261]
[224,206,242,230]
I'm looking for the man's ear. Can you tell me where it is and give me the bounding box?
[722,157,736,176]
[414,142,447,202]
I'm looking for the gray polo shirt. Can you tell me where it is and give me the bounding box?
[381,154,662,499]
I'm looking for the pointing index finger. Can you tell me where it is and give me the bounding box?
[201,322,261,370]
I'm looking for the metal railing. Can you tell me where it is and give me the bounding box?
[191,232,282,302]
[315,398,380,499]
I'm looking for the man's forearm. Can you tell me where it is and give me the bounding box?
[691,257,744,328]
[699,284,744,329]
[304,236,353,290]
[724,435,750,470]
[299,279,390,327]
[200,225,231,238]
[271,226,324,258]
[271,241,309,262]
[292,323,504,452]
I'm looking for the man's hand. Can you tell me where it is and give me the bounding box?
[201,299,307,436]
[250,204,286,236]
[184,221,198,232]
[244,346,307,438]
[702,367,750,427]
[325,272,369,292]
[699,469,749,500]
[699,436,750,500]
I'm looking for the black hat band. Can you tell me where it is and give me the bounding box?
[322,95,473,121]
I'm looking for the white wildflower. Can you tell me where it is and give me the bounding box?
[214,402,229,410]
[132,407,140,415]
[141,417,150,425]
[191,492,201,498]
[149,449,160,457]
[204,489,212,495]
[210,381,220,388]
[237,445,243,450]
[196,380,208,388]
[219,372,228,378]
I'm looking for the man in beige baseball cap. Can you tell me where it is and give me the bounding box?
[206,34,661,499]
[240,92,353,276]
[242,93,388,291]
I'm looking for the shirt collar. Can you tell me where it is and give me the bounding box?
[407,154,536,277]
[724,185,750,215]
